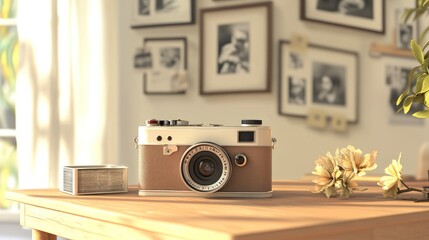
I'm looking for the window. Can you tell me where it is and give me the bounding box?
[0,0,18,211]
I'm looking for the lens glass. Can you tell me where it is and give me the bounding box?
[198,159,215,177]
[189,151,223,185]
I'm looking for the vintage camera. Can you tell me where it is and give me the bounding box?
[136,119,275,198]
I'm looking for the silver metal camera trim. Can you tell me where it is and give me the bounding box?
[138,190,272,198]
[180,142,232,193]
[137,125,272,146]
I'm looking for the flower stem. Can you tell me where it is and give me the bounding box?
[397,180,423,195]
[400,179,410,189]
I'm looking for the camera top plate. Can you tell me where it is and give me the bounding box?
[138,119,272,146]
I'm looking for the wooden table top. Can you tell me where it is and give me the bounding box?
[7,180,429,240]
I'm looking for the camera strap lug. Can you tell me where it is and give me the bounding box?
[134,137,138,149]
[272,138,277,149]
[163,145,178,155]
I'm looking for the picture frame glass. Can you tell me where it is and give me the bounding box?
[302,0,385,33]
[132,0,194,28]
[201,3,271,94]
[394,0,418,49]
[142,38,187,94]
[279,42,358,123]
[384,57,425,125]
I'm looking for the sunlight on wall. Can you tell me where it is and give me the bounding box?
[16,0,115,188]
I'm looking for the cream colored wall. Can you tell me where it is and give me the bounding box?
[118,0,429,184]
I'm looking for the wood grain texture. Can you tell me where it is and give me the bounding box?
[370,43,413,58]
[32,229,56,240]
[7,180,429,240]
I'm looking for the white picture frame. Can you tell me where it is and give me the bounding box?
[142,37,187,95]
[131,0,195,28]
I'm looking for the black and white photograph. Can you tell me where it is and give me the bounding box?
[160,47,181,70]
[385,64,424,125]
[395,3,418,49]
[289,52,304,69]
[156,0,179,13]
[312,62,346,106]
[316,0,374,19]
[301,0,385,33]
[200,2,272,94]
[134,48,152,69]
[131,0,195,28]
[139,0,150,15]
[142,37,187,95]
[288,76,306,105]
[279,40,358,123]
[217,23,250,74]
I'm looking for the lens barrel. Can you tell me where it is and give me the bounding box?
[180,143,232,193]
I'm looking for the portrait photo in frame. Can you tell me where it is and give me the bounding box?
[131,0,195,28]
[301,0,385,34]
[394,0,418,49]
[384,57,424,126]
[200,2,272,95]
[279,40,359,123]
[142,37,187,95]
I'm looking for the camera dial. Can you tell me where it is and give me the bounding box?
[234,154,247,167]
[181,142,232,193]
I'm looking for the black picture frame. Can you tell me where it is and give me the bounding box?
[300,0,385,34]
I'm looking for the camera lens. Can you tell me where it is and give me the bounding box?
[181,143,232,193]
[198,159,215,177]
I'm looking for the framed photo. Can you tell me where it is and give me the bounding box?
[200,2,272,95]
[279,40,359,123]
[385,57,424,125]
[131,0,195,28]
[395,0,418,49]
[300,0,385,34]
[143,37,187,95]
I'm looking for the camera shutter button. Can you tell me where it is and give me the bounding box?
[234,154,247,167]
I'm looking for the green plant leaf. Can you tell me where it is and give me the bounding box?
[425,91,429,106]
[423,57,429,74]
[407,66,421,89]
[397,106,404,114]
[411,39,425,64]
[423,40,429,51]
[396,90,410,105]
[403,95,415,114]
[420,75,429,93]
[413,110,429,118]
[403,8,416,23]
[419,28,429,46]
[415,74,429,94]
[414,93,425,104]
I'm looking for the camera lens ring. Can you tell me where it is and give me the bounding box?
[180,142,232,193]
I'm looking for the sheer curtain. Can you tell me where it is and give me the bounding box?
[16,0,119,188]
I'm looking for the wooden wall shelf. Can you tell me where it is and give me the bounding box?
[370,43,414,59]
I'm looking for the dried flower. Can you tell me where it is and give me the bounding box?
[337,170,359,198]
[312,152,342,198]
[339,145,378,176]
[312,145,378,198]
[378,154,404,198]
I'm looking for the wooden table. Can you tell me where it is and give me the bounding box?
[6,180,429,240]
